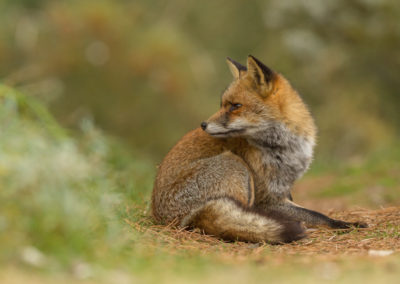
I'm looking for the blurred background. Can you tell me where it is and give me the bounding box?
[1,0,399,162]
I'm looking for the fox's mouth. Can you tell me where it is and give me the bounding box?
[207,129,244,137]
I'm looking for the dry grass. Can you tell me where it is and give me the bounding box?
[277,207,400,255]
[126,207,400,262]
[2,207,399,284]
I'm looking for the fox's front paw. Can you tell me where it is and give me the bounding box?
[331,220,368,229]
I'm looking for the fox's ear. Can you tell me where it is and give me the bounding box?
[226,57,247,79]
[246,55,276,95]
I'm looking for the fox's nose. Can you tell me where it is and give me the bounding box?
[200,122,207,130]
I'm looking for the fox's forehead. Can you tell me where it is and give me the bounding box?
[222,82,244,101]
[221,81,257,103]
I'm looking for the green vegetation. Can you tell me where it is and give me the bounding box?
[0,84,153,269]
[307,146,400,206]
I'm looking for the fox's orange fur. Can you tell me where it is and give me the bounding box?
[152,55,366,243]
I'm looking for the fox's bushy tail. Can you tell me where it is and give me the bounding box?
[181,197,305,243]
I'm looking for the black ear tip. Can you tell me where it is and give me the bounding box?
[226,57,247,72]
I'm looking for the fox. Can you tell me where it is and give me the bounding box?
[151,55,367,243]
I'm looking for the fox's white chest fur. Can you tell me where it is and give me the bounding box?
[248,122,315,198]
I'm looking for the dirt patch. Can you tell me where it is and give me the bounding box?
[128,207,400,261]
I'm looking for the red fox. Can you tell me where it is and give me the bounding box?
[151,55,366,243]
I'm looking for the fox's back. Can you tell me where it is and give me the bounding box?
[152,128,233,223]
[154,128,225,185]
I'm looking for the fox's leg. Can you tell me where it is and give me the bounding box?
[269,200,367,229]
[192,151,256,208]
[173,151,255,227]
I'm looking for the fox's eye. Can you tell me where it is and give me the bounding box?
[229,103,242,112]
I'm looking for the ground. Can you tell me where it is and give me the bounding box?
[134,207,400,257]
[2,206,399,284]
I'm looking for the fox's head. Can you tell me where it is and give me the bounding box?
[201,55,315,140]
